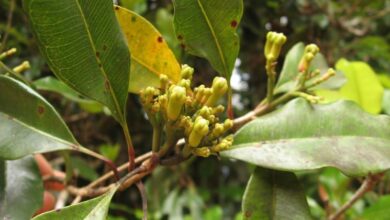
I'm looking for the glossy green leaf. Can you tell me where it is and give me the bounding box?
[173,0,243,79]
[0,75,79,159]
[274,42,345,94]
[382,89,390,115]
[222,98,390,176]
[115,6,181,93]
[33,185,118,220]
[361,195,390,220]
[242,167,311,220]
[23,0,130,122]
[33,76,104,113]
[0,156,43,220]
[316,59,384,114]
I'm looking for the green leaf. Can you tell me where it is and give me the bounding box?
[33,185,118,220]
[361,195,390,220]
[0,156,43,219]
[222,98,390,176]
[0,75,79,159]
[33,76,104,113]
[70,156,99,181]
[173,0,243,79]
[382,89,390,115]
[274,43,345,94]
[242,167,311,220]
[115,6,181,93]
[23,0,130,122]
[316,59,384,114]
[378,74,390,89]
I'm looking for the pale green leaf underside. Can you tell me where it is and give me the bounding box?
[0,75,78,160]
[222,98,390,176]
[242,167,311,220]
[275,42,345,94]
[33,76,104,113]
[0,156,43,220]
[173,0,243,79]
[33,185,118,220]
[24,0,130,122]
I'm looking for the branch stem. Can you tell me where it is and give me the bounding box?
[328,173,384,220]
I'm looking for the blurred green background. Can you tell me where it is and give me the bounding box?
[1,0,390,219]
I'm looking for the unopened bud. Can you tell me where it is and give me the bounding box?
[264,32,287,61]
[181,64,194,80]
[223,119,233,130]
[167,85,186,120]
[13,61,30,73]
[298,44,319,72]
[206,77,228,106]
[193,147,210,157]
[189,117,209,147]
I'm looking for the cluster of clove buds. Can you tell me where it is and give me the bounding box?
[140,65,233,158]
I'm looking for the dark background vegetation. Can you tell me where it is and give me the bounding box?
[1,0,390,219]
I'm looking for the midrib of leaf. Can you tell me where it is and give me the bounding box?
[196,0,228,75]
[7,115,78,149]
[132,56,161,77]
[74,0,125,123]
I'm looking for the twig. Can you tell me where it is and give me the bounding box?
[68,151,152,203]
[328,173,384,220]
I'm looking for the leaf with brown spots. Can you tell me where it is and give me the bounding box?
[173,0,243,80]
[242,167,312,220]
[0,75,79,159]
[24,0,130,123]
[222,98,390,177]
[32,185,118,220]
[115,6,181,93]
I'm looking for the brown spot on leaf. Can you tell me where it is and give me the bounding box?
[244,211,252,218]
[180,43,186,49]
[230,20,238,28]
[37,105,45,115]
[177,35,183,40]
[131,16,137,22]
[114,6,119,10]
[157,36,163,43]
[96,51,100,58]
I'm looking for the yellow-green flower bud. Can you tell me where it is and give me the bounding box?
[194,85,205,103]
[212,105,225,115]
[206,77,228,106]
[13,61,30,73]
[181,64,194,80]
[160,74,169,90]
[264,32,287,62]
[167,85,186,121]
[178,79,191,90]
[298,44,319,72]
[189,117,209,147]
[211,123,224,137]
[223,119,233,130]
[201,88,213,104]
[193,147,210,157]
